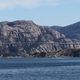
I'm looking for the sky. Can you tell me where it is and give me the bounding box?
[0,0,80,26]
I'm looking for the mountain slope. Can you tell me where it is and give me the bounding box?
[0,20,80,57]
[51,22,80,40]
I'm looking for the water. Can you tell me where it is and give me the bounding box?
[0,58,80,80]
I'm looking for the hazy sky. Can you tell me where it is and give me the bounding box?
[0,0,80,26]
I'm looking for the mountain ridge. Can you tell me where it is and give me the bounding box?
[52,21,80,40]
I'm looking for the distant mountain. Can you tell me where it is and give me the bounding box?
[0,20,80,57]
[52,22,80,40]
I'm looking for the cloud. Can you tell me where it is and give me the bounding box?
[0,0,60,9]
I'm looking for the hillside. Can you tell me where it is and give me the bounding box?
[52,22,80,40]
[0,20,80,57]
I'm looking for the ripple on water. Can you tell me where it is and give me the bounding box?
[0,66,80,80]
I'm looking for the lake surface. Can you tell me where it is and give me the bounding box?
[0,58,80,80]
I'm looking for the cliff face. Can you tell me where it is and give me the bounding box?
[0,20,80,57]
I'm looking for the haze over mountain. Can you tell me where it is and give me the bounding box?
[0,20,80,57]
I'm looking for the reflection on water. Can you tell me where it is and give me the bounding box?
[0,58,80,80]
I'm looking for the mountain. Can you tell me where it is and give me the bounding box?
[0,20,80,57]
[51,22,80,40]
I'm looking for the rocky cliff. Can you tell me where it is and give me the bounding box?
[0,20,80,57]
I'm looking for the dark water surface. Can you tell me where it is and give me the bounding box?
[0,58,80,80]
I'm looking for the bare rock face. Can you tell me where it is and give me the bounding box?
[0,20,80,57]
